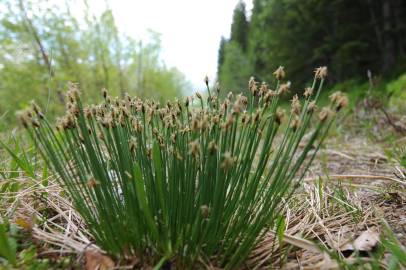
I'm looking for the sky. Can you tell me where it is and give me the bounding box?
[83,0,253,89]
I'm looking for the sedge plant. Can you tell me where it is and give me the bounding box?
[18,66,347,268]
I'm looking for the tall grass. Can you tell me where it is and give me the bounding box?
[19,67,347,268]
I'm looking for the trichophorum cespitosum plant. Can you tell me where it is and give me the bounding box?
[19,66,347,269]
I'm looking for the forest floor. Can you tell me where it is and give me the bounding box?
[0,105,405,269]
[248,107,406,269]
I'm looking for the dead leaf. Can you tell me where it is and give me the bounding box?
[15,214,36,230]
[340,228,380,253]
[15,218,33,230]
[85,250,114,270]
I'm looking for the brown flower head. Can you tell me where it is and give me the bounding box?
[273,66,285,80]
[291,94,301,115]
[319,107,332,122]
[278,82,291,95]
[315,66,328,79]
[304,87,313,98]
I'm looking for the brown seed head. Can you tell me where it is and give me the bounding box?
[232,98,243,115]
[152,127,158,136]
[307,101,317,113]
[278,82,290,95]
[248,77,256,90]
[253,109,261,123]
[315,66,328,79]
[290,116,300,131]
[329,91,342,103]
[129,137,137,153]
[221,152,235,171]
[125,92,131,102]
[319,107,332,122]
[200,205,210,218]
[273,66,285,80]
[336,95,348,111]
[329,91,348,111]
[264,90,277,103]
[17,111,30,128]
[249,77,258,96]
[101,88,108,99]
[31,101,42,116]
[84,106,92,119]
[216,82,221,93]
[146,147,152,159]
[304,87,313,98]
[260,82,268,96]
[67,83,80,102]
[275,108,285,124]
[189,139,200,159]
[208,140,218,155]
[225,114,234,129]
[291,94,301,115]
[171,133,177,144]
[87,177,100,188]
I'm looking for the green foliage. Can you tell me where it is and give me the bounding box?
[0,221,69,269]
[331,182,363,222]
[324,79,367,108]
[0,222,17,266]
[0,0,189,131]
[387,73,406,113]
[381,221,406,268]
[218,42,252,95]
[216,37,227,79]
[220,0,406,90]
[230,1,249,52]
[18,71,345,268]
[0,136,36,179]
[217,1,251,93]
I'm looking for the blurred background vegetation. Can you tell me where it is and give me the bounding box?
[1,0,406,132]
[218,0,406,102]
[0,0,190,131]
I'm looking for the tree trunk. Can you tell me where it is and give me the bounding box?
[18,0,54,76]
[382,0,396,72]
[392,0,405,57]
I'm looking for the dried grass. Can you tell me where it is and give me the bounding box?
[1,114,405,269]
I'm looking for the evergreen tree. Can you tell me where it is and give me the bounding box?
[219,41,252,96]
[233,0,406,91]
[230,1,249,52]
[217,36,227,79]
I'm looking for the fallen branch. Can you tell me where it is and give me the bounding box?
[304,174,406,186]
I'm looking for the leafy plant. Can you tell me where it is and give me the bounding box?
[18,67,346,268]
[321,220,406,270]
[0,221,17,266]
[0,221,60,269]
[0,136,36,179]
[381,220,406,268]
[389,146,406,172]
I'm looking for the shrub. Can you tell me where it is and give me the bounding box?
[19,67,346,268]
[388,73,406,112]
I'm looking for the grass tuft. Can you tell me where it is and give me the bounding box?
[18,68,346,268]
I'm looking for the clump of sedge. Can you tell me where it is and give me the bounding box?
[22,66,346,269]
